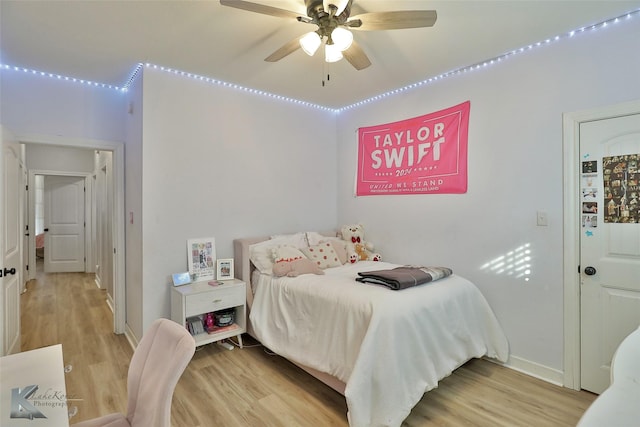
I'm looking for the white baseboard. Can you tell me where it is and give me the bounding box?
[485,355,565,387]
[106,294,114,313]
[124,323,138,351]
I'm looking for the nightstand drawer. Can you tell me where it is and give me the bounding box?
[184,287,244,316]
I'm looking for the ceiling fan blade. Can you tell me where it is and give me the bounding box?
[343,40,371,70]
[220,0,301,20]
[349,10,437,31]
[264,36,303,62]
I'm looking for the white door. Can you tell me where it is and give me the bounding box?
[1,126,23,356]
[22,168,28,293]
[580,113,640,394]
[44,176,86,273]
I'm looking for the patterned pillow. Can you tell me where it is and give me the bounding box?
[301,242,342,269]
[272,245,306,263]
[322,239,348,264]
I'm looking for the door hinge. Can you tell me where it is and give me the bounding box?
[25,184,28,191]
[578,265,581,273]
[26,265,29,271]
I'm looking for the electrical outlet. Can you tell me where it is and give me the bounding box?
[537,210,548,226]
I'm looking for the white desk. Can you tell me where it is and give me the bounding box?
[1,344,70,427]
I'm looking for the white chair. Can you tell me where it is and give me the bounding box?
[74,318,196,427]
[577,326,640,427]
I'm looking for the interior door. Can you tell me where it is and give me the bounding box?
[22,168,28,293]
[1,126,23,356]
[44,175,86,273]
[580,113,640,394]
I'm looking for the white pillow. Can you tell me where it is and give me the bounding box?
[305,231,337,246]
[270,232,308,249]
[272,245,306,263]
[249,236,294,274]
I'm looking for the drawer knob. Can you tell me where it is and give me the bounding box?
[213,299,222,303]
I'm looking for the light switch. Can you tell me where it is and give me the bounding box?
[537,210,548,226]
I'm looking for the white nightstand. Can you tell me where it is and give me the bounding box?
[171,279,246,348]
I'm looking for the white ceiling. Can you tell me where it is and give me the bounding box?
[2,1,640,108]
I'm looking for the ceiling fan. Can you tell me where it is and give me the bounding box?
[219,0,437,70]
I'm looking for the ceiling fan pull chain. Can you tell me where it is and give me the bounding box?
[324,61,331,87]
[322,60,327,87]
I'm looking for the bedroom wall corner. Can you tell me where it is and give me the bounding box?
[124,66,144,342]
[335,17,640,379]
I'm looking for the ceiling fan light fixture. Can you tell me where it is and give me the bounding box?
[323,0,348,16]
[331,27,353,51]
[324,43,343,63]
[300,32,322,56]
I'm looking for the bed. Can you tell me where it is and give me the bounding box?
[35,232,45,259]
[233,232,509,427]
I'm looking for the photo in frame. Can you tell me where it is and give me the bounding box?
[187,237,216,281]
[216,258,234,281]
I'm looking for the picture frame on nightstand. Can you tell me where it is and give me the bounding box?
[187,237,216,281]
[216,258,234,281]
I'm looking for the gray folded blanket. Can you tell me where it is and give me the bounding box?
[356,266,453,290]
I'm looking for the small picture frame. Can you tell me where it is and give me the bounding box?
[187,237,216,281]
[216,258,234,281]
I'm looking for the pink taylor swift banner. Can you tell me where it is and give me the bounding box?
[356,101,470,196]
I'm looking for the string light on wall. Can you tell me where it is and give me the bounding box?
[336,7,640,112]
[0,63,126,92]
[140,63,333,112]
[1,7,637,113]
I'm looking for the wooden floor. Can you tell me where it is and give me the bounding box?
[21,263,597,426]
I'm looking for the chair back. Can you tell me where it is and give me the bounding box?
[126,318,195,427]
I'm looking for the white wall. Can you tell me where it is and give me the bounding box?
[0,71,125,142]
[135,68,338,336]
[336,18,640,374]
[124,70,144,341]
[25,144,95,172]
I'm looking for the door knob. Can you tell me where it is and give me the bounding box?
[584,266,597,276]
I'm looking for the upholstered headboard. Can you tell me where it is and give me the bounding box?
[233,235,270,312]
[233,231,338,312]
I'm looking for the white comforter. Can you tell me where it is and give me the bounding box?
[250,261,509,427]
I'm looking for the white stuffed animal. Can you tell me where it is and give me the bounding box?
[340,224,381,263]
